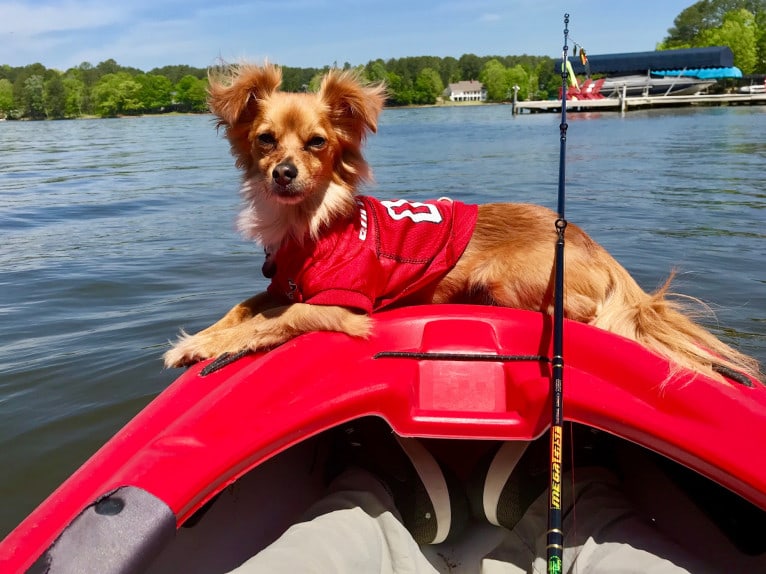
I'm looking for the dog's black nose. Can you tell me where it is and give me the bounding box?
[272,162,298,186]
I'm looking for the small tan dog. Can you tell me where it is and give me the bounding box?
[164,63,761,385]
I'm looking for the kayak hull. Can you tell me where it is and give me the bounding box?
[2,304,764,572]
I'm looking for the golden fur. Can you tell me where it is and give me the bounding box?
[163,63,762,386]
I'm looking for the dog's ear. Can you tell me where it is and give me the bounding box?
[208,63,283,127]
[318,70,387,144]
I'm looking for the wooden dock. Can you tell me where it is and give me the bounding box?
[512,92,766,114]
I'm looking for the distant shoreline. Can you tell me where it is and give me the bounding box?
[0,101,512,122]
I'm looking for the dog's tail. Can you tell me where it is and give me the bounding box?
[591,266,762,386]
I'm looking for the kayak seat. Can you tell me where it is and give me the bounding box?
[328,416,469,545]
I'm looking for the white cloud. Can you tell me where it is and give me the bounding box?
[0,1,128,37]
[0,0,693,71]
[0,1,215,69]
[79,19,212,69]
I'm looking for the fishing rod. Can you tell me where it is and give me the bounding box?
[546,13,572,574]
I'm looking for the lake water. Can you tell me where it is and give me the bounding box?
[1,105,764,538]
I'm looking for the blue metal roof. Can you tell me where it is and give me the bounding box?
[563,46,735,75]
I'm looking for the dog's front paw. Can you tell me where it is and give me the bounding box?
[163,331,226,368]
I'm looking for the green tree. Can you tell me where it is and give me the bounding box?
[458,53,483,80]
[386,57,421,86]
[0,78,14,117]
[387,73,414,106]
[135,74,173,113]
[44,73,66,119]
[479,59,510,101]
[307,71,324,93]
[757,9,766,70]
[92,72,141,117]
[96,58,123,76]
[22,74,46,119]
[365,60,389,84]
[67,63,97,114]
[412,67,443,104]
[700,9,759,72]
[661,1,766,72]
[281,66,320,92]
[175,75,208,112]
[506,65,533,101]
[149,64,206,83]
[73,62,99,88]
[62,76,85,117]
[534,58,559,99]
[377,71,400,105]
[663,0,765,45]
[12,63,46,111]
[440,56,461,86]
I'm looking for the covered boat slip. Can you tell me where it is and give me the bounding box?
[568,46,743,100]
[512,46,766,113]
[2,306,765,573]
[564,46,737,77]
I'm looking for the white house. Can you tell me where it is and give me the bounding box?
[444,80,487,102]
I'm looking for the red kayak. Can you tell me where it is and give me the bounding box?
[1,304,764,572]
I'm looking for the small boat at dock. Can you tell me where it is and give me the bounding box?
[599,73,717,98]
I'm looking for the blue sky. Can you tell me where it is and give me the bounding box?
[1,0,696,71]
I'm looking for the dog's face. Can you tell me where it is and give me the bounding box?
[208,64,386,209]
[247,93,335,205]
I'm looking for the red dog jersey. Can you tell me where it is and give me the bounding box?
[266,196,478,313]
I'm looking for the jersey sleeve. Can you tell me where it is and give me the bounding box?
[297,233,379,313]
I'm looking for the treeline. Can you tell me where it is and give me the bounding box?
[0,54,556,120]
[361,54,557,105]
[3,1,764,120]
[0,60,210,120]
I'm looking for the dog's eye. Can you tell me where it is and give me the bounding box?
[257,133,276,146]
[306,136,326,150]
